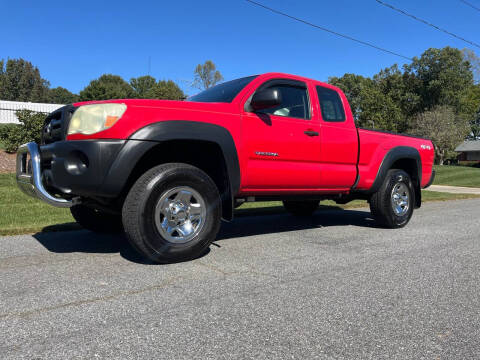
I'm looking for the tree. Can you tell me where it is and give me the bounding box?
[330,47,479,138]
[373,64,420,130]
[0,58,50,102]
[472,111,480,140]
[130,76,185,100]
[48,86,79,104]
[146,80,185,100]
[193,60,223,90]
[79,74,134,101]
[462,48,480,84]
[329,73,404,131]
[130,75,157,98]
[409,105,470,165]
[462,84,480,139]
[404,47,474,115]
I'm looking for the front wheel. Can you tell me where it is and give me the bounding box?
[122,163,222,263]
[369,169,414,228]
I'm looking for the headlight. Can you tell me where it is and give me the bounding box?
[68,103,127,135]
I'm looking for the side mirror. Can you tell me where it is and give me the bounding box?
[250,88,282,111]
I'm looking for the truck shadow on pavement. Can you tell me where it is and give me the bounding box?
[33,229,150,264]
[217,208,376,241]
[33,207,376,264]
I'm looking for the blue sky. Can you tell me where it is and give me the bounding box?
[2,0,479,95]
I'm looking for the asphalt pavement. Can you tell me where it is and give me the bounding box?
[1,199,479,359]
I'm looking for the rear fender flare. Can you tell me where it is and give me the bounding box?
[366,146,422,208]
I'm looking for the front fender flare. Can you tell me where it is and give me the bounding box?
[100,121,240,220]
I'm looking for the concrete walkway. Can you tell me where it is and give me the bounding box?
[427,184,480,194]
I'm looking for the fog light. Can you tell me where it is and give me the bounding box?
[64,150,89,175]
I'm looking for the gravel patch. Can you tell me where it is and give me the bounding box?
[0,151,15,173]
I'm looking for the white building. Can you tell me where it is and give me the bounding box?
[0,100,64,124]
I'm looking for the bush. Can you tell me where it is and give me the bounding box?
[0,110,45,153]
[0,124,18,151]
[0,123,20,151]
[0,123,18,140]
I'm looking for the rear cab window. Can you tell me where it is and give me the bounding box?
[316,86,345,122]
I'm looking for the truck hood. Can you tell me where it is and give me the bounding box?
[67,98,240,141]
[73,99,237,114]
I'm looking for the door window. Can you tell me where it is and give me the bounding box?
[255,84,310,120]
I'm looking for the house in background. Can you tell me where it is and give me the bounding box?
[455,140,480,164]
[0,100,64,124]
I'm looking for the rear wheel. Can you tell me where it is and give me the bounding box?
[70,205,123,233]
[283,200,319,216]
[370,169,414,228]
[122,163,222,263]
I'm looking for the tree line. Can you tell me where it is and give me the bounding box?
[0,59,223,104]
[0,59,224,153]
[1,48,480,163]
[329,47,480,164]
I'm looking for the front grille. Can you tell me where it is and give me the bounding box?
[41,105,76,144]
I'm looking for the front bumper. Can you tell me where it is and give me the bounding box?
[16,142,76,207]
[16,140,126,207]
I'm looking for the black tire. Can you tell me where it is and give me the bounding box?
[283,200,319,216]
[122,163,222,263]
[70,205,123,233]
[369,169,414,228]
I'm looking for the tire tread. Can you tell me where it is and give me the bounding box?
[122,163,221,263]
[369,169,414,228]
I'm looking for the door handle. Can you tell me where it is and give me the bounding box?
[304,130,319,137]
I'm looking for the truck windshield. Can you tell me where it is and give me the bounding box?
[187,75,258,103]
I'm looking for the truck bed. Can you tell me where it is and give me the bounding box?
[355,127,435,191]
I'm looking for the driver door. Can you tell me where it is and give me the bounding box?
[241,79,322,191]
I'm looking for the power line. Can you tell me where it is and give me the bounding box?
[459,0,480,13]
[244,0,413,61]
[376,0,480,49]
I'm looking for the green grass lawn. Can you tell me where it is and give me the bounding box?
[433,165,480,188]
[0,173,78,236]
[1,172,479,236]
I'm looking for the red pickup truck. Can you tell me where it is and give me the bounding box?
[16,73,435,263]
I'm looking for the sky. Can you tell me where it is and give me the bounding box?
[2,0,479,95]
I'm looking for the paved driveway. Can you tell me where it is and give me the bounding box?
[1,199,479,359]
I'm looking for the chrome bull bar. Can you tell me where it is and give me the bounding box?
[16,142,76,208]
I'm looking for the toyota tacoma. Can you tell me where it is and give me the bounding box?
[16,73,435,263]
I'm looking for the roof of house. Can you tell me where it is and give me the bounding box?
[455,140,480,152]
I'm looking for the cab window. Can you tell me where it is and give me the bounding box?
[316,86,345,122]
[255,82,310,120]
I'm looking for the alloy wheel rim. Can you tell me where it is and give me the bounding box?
[391,182,410,216]
[154,186,207,243]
